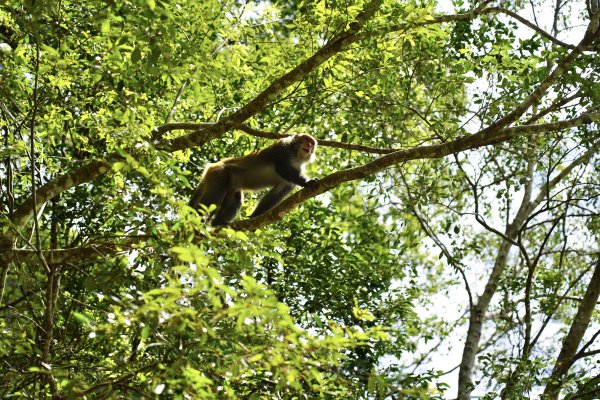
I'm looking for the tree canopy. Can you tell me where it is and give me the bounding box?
[1,0,599,398]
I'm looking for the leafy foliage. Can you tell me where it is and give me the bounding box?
[1,0,600,399]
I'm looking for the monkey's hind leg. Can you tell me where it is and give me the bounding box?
[189,166,229,216]
[189,185,207,209]
[212,190,243,226]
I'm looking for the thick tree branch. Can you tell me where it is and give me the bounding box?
[10,160,111,230]
[6,3,595,240]
[543,256,600,399]
[3,0,383,243]
[229,110,600,231]
[161,6,591,152]
[157,0,384,152]
[7,112,593,264]
[5,106,598,248]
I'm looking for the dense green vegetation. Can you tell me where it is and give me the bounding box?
[1,0,599,398]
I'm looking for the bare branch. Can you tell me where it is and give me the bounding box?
[236,125,397,154]
[458,137,599,399]
[411,204,474,310]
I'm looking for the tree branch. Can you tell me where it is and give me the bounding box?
[543,256,600,399]
[9,160,111,231]
[154,122,398,154]
[157,0,384,153]
[236,125,397,154]
[229,110,600,231]
[385,6,582,49]
[5,106,598,247]
[6,242,133,265]
[480,11,600,135]
[5,4,597,242]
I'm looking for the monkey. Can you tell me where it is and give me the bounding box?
[189,134,319,226]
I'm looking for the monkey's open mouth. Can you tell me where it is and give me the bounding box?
[303,147,312,154]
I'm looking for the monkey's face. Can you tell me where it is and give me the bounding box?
[297,134,317,160]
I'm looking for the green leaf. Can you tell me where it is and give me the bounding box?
[101,19,111,34]
[112,161,126,172]
[72,312,94,326]
[131,47,142,63]
[141,325,151,340]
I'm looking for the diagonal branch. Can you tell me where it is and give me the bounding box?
[5,0,383,239]
[385,6,587,49]
[229,110,600,231]
[479,11,600,135]
[6,105,598,241]
[5,7,597,239]
[157,0,384,153]
[543,256,600,400]
[10,160,111,230]
[3,117,597,265]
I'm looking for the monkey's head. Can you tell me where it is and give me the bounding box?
[293,134,317,161]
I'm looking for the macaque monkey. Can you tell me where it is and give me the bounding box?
[189,134,319,225]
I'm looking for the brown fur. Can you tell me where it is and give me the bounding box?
[190,134,318,225]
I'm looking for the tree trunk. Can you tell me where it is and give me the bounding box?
[543,257,600,399]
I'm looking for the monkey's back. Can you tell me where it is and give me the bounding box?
[207,155,285,191]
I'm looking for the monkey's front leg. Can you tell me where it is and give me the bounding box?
[275,163,315,187]
[250,183,294,217]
